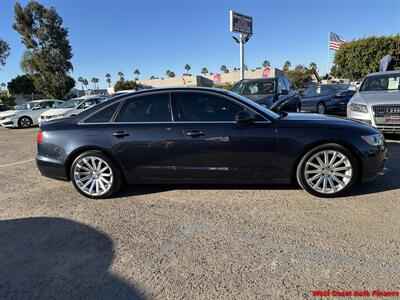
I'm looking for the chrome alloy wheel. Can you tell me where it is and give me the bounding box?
[304,150,352,194]
[73,156,114,196]
[20,117,31,128]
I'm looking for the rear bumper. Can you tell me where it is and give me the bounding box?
[360,146,388,182]
[36,155,68,181]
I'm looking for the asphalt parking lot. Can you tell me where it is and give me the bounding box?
[0,126,399,299]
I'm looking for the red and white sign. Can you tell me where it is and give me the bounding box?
[261,66,271,78]
[213,74,221,83]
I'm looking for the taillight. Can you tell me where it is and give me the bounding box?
[37,130,43,144]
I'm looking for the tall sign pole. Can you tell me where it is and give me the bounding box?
[230,10,252,80]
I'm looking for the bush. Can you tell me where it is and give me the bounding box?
[214,83,233,90]
[0,94,16,108]
[331,35,400,81]
[114,79,142,92]
[285,65,313,89]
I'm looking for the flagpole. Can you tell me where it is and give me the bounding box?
[327,31,330,77]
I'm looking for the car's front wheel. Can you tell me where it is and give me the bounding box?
[296,144,358,197]
[70,151,122,199]
[18,116,32,128]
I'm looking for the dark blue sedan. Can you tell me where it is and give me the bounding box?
[301,84,356,115]
[36,87,387,199]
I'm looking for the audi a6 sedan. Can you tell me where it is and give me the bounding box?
[36,87,387,199]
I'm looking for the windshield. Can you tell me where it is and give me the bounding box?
[58,99,80,108]
[16,101,39,110]
[330,84,349,91]
[225,90,279,119]
[360,74,400,91]
[231,80,276,95]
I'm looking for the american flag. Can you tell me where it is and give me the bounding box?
[329,32,348,51]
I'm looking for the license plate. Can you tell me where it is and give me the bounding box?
[386,116,400,124]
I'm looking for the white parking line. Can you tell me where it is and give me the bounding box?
[0,159,35,168]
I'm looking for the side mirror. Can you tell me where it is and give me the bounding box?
[280,89,289,95]
[235,110,256,123]
[32,106,41,110]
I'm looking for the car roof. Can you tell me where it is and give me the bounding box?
[114,87,231,98]
[237,78,278,83]
[366,70,400,76]
[30,99,61,103]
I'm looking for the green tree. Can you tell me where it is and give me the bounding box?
[262,60,270,67]
[0,94,16,108]
[220,65,228,73]
[331,35,400,80]
[149,75,156,79]
[78,76,85,90]
[114,79,141,92]
[0,37,11,68]
[105,73,111,87]
[184,64,191,75]
[133,69,140,80]
[165,70,171,77]
[309,62,318,71]
[13,1,74,99]
[83,79,88,89]
[283,60,291,73]
[118,71,124,81]
[285,65,313,89]
[7,74,36,94]
[201,67,208,76]
[91,77,100,89]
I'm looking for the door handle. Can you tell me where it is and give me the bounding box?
[112,131,129,138]
[186,130,205,138]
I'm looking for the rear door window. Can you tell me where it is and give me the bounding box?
[84,102,120,123]
[115,93,172,122]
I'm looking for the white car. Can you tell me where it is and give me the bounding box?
[38,96,105,125]
[0,99,63,128]
[347,70,400,134]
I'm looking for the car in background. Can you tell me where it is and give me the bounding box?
[230,77,301,112]
[300,84,356,115]
[347,70,400,133]
[0,103,7,112]
[0,99,63,128]
[36,87,387,199]
[38,96,105,125]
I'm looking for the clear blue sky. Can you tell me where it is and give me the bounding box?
[1,0,399,88]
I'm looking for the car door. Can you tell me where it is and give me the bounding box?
[174,91,279,182]
[284,78,300,111]
[301,85,322,112]
[104,92,187,182]
[31,101,54,124]
[272,78,292,112]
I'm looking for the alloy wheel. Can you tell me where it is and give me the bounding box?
[73,156,114,196]
[20,117,31,128]
[304,150,352,194]
[317,103,326,114]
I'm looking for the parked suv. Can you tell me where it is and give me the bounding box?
[347,70,400,133]
[230,77,301,112]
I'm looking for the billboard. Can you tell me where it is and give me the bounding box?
[213,74,221,83]
[261,67,271,78]
[230,10,253,35]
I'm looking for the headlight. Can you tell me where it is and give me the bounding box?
[361,134,385,146]
[349,103,368,113]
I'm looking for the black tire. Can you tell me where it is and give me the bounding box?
[18,116,32,128]
[296,143,358,198]
[70,150,122,199]
[316,102,326,114]
[296,102,302,112]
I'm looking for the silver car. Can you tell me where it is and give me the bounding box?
[347,70,400,133]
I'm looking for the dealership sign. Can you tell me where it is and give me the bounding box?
[261,67,271,78]
[230,10,253,35]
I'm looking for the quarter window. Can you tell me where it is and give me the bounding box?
[115,93,172,122]
[84,102,120,123]
[178,92,243,121]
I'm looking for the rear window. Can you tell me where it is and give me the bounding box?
[84,102,120,123]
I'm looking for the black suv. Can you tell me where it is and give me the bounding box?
[231,77,301,112]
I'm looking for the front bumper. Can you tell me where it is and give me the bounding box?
[36,155,68,181]
[360,145,388,182]
[0,118,16,128]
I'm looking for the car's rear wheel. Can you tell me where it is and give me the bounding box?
[70,151,122,199]
[317,102,326,114]
[296,144,358,197]
[18,116,32,128]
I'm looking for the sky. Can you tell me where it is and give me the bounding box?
[0,0,399,89]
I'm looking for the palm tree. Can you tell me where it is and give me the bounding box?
[0,83,6,90]
[184,64,191,75]
[78,76,85,90]
[165,70,171,77]
[220,65,228,73]
[133,69,140,80]
[95,78,100,89]
[83,79,89,90]
[91,77,97,89]
[262,60,270,68]
[309,62,318,71]
[117,71,124,81]
[201,67,208,76]
[105,73,111,87]
[283,60,291,73]
[150,75,156,79]
[169,71,176,78]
